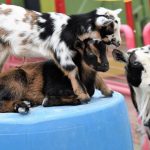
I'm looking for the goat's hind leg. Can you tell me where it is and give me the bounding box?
[0,49,9,72]
[0,100,31,114]
[42,95,81,107]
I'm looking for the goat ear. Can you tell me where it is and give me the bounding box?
[112,49,128,63]
[96,17,113,27]
[114,9,122,15]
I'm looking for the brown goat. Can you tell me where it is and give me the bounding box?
[0,39,112,114]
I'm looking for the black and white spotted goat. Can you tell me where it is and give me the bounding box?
[0,4,121,102]
[112,46,150,139]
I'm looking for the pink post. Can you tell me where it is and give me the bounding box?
[143,22,150,45]
[120,24,136,49]
[142,137,150,150]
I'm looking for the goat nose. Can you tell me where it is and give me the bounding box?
[114,41,120,47]
[101,62,109,67]
[101,62,109,71]
[117,41,120,47]
[104,63,109,66]
[111,39,120,47]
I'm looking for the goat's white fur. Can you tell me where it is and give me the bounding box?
[0,4,121,71]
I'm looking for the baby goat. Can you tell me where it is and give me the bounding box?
[112,46,150,139]
[0,4,121,102]
[0,39,112,114]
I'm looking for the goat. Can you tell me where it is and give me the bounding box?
[0,4,121,103]
[112,46,150,139]
[0,38,112,114]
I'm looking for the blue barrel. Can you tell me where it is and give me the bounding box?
[0,90,133,150]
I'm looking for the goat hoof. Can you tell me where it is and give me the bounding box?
[14,102,30,114]
[70,99,81,105]
[42,97,49,107]
[78,94,90,104]
[103,90,114,97]
[23,100,32,108]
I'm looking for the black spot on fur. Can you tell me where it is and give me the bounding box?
[65,56,69,60]
[0,38,9,47]
[0,85,12,101]
[62,64,76,71]
[13,69,28,86]
[99,22,114,38]
[37,13,54,40]
[60,10,97,49]
[61,24,65,30]
[42,61,73,97]
[126,61,144,87]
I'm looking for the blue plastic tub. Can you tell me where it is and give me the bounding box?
[0,90,133,150]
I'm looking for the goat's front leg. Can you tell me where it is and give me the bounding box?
[57,50,90,102]
[64,66,90,102]
[95,72,113,97]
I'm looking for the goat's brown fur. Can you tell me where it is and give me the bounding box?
[0,39,112,113]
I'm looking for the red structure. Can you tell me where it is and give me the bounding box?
[5,0,11,4]
[124,0,134,30]
[55,0,66,13]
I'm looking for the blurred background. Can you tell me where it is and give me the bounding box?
[1,0,150,149]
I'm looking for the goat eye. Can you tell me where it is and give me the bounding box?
[115,20,118,24]
[105,15,109,18]
[88,52,94,56]
[86,51,96,58]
